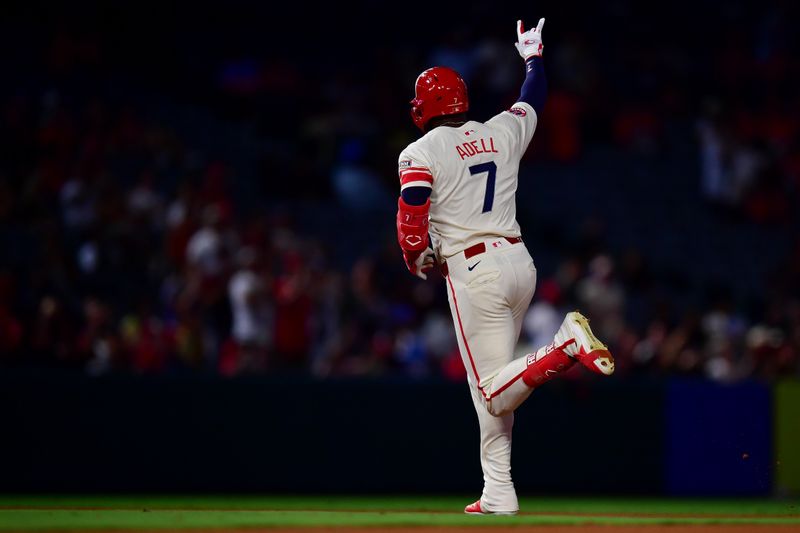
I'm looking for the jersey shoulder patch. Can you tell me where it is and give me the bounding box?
[399,139,434,172]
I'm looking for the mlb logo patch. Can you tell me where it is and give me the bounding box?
[399,160,412,169]
[508,107,527,117]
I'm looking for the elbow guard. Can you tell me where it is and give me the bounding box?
[396,197,430,252]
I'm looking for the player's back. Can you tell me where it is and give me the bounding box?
[398,102,538,259]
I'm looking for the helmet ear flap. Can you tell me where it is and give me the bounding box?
[410,98,426,131]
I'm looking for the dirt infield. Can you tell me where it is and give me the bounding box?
[103,518,800,533]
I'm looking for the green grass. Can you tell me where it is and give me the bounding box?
[0,496,798,530]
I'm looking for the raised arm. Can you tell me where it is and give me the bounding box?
[514,18,547,117]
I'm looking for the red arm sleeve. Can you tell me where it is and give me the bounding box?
[396,197,430,253]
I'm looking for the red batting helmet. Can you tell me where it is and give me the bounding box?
[409,66,469,132]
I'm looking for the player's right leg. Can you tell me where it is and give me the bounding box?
[480,249,615,415]
[469,245,567,416]
[486,311,615,413]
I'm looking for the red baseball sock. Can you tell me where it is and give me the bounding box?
[522,346,575,387]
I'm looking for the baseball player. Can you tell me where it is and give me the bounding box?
[395,18,615,514]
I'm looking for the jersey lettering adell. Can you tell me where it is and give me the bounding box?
[397,102,538,259]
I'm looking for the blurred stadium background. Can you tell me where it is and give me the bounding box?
[1,0,799,503]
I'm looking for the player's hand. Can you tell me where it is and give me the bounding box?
[404,246,436,280]
[515,17,545,60]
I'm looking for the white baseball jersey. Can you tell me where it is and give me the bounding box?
[397,101,538,259]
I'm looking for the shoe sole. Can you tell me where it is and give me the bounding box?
[567,311,615,376]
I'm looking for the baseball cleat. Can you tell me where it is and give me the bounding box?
[464,500,518,515]
[464,500,484,514]
[555,311,615,376]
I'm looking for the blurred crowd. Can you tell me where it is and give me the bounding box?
[0,1,798,381]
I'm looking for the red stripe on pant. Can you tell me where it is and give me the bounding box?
[488,369,527,399]
[447,275,488,400]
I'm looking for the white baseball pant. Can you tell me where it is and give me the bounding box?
[444,238,537,513]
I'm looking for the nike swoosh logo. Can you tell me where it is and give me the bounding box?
[467,261,481,271]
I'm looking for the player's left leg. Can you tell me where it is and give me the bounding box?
[444,249,528,515]
[466,382,519,514]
